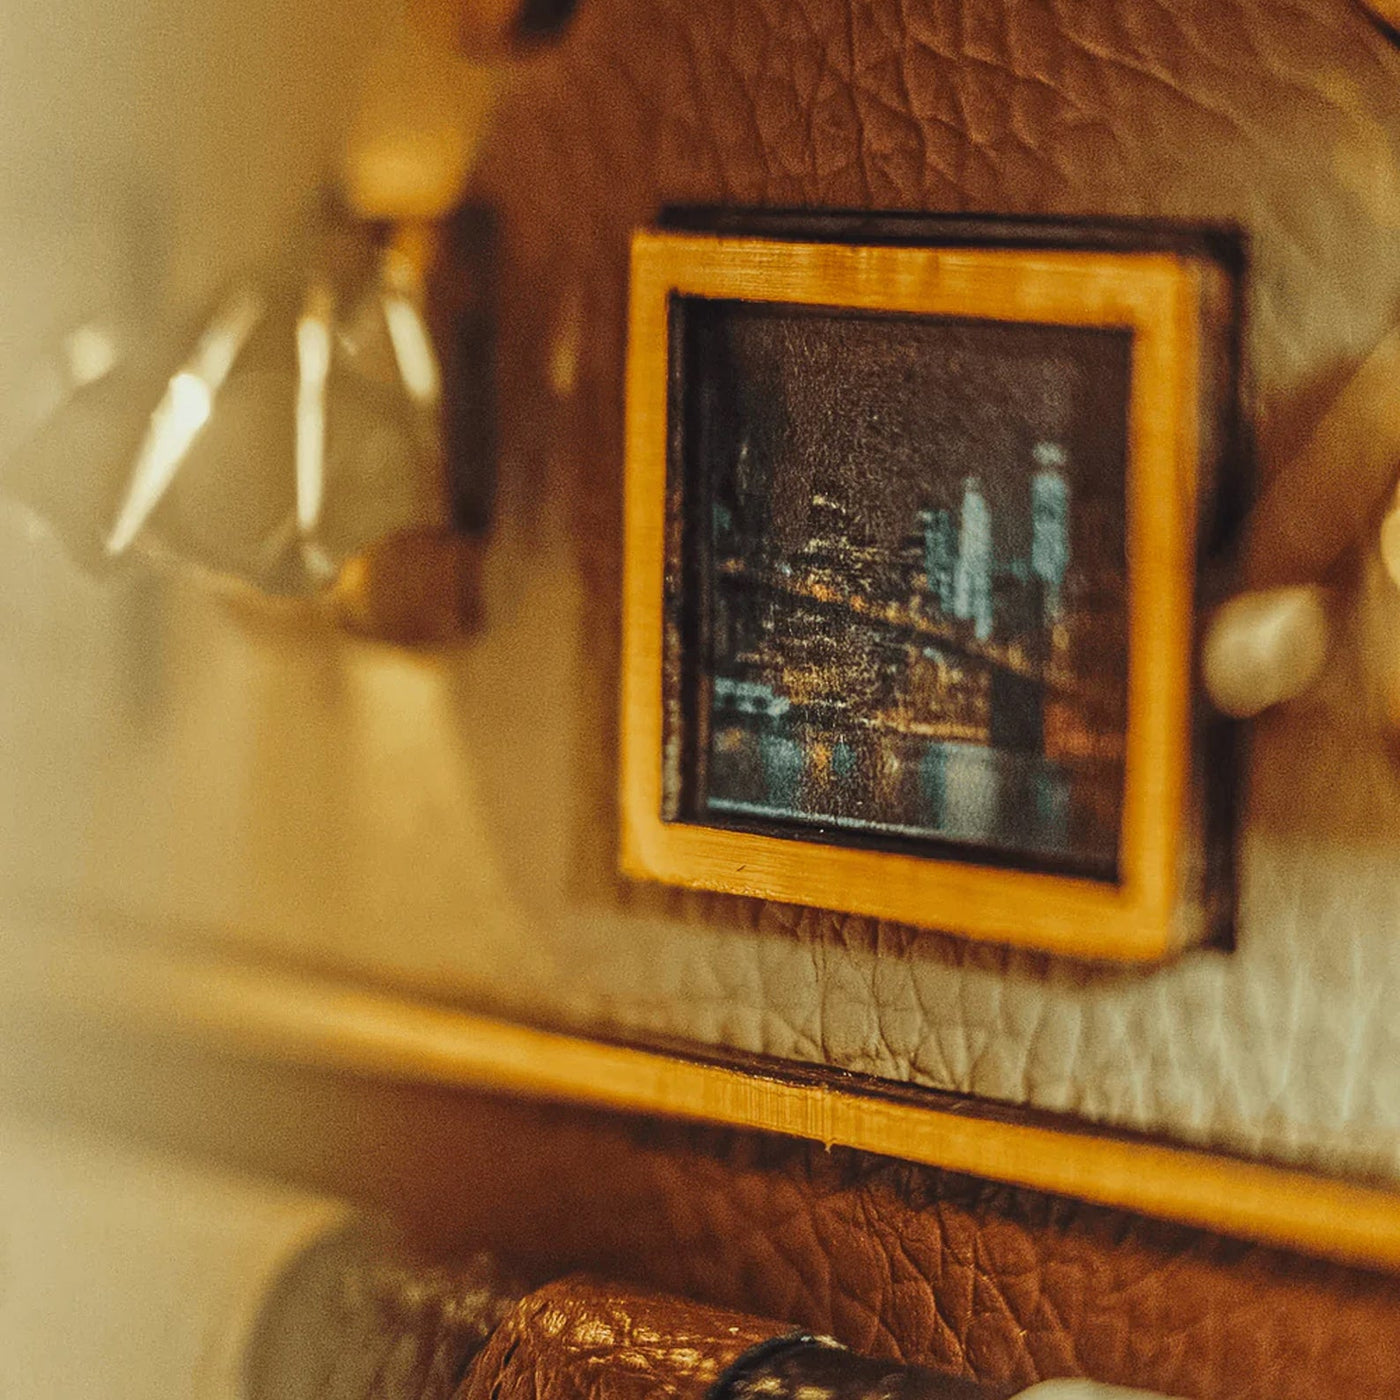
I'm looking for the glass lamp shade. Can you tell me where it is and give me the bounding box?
[3,203,456,611]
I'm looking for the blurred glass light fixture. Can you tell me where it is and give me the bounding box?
[0,0,533,645]
[2,196,483,643]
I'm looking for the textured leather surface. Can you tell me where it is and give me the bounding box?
[415,1106,1400,1400]
[456,0,1400,1177]
[457,1277,780,1400]
[459,1108,1400,1400]
[22,1026,1400,1399]
[458,1280,997,1400]
[14,5,1400,1399]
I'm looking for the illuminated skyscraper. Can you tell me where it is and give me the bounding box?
[920,507,955,614]
[953,476,993,641]
[1030,442,1070,622]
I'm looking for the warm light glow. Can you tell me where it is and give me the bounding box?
[295,284,334,535]
[188,287,262,386]
[1202,585,1330,719]
[63,325,118,386]
[105,287,263,557]
[382,291,440,406]
[105,373,212,557]
[1381,501,1400,592]
[548,296,582,397]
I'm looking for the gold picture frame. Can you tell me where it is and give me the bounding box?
[621,224,1223,962]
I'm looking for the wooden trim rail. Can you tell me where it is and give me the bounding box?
[12,939,1400,1274]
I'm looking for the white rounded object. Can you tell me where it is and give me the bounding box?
[1202,584,1331,718]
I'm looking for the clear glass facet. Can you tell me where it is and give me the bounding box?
[2,200,450,600]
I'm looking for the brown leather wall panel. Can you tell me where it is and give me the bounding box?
[466,1113,1400,1400]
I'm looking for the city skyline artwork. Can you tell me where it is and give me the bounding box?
[681,299,1133,880]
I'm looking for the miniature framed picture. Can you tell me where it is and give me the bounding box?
[620,214,1240,961]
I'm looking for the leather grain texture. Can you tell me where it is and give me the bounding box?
[457,1279,998,1400]
[409,1110,1400,1400]
[456,1277,780,1400]
[475,1113,1400,1400]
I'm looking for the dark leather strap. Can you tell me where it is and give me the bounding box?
[715,1333,1003,1400]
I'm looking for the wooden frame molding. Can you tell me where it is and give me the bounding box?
[19,938,1400,1275]
[620,230,1206,961]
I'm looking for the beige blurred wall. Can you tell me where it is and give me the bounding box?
[0,0,409,938]
[0,0,613,1063]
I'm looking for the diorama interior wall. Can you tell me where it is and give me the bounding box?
[5,0,1400,1184]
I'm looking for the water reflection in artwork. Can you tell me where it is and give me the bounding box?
[679,300,1131,880]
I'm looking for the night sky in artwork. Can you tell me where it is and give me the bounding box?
[697,302,1131,570]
